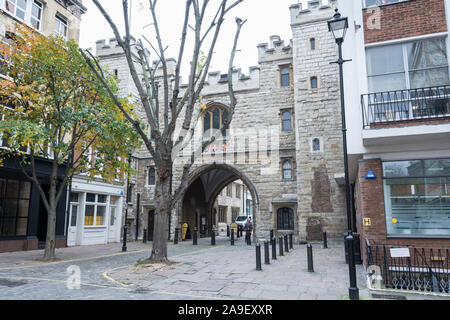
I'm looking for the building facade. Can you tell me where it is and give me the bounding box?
[0,0,87,252]
[96,0,349,244]
[337,0,450,263]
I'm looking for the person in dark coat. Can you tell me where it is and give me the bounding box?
[243,217,253,243]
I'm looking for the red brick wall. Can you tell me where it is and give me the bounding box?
[363,0,447,44]
[356,159,450,266]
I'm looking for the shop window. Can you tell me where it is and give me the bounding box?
[0,179,31,237]
[383,159,450,236]
[84,193,107,226]
[277,207,294,230]
[282,111,292,132]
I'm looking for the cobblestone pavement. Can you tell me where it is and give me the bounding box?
[0,237,448,300]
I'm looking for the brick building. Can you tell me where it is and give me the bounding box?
[338,0,450,263]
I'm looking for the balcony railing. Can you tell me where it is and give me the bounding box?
[366,239,450,294]
[361,85,450,128]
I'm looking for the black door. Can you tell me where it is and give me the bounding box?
[37,185,50,248]
[148,210,155,241]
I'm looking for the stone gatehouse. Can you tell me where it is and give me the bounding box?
[96,0,347,243]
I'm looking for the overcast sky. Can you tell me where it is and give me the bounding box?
[79,0,306,79]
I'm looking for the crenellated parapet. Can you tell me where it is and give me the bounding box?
[181,66,260,96]
[290,0,337,26]
[95,37,150,59]
[257,35,293,63]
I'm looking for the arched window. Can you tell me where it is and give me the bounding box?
[277,207,294,230]
[310,38,316,51]
[282,160,293,180]
[313,138,321,152]
[282,111,292,132]
[311,76,318,89]
[202,106,229,139]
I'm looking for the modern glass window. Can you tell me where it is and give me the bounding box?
[0,179,31,237]
[366,37,449,93]
[148,167,155,186]
[277,207,294,230]
[283,160,293,180]
[364,0,409,8]
[282,111,292,132]
[54,15,68,40]
[383,159,450,236]
[280,66,290,87]
[84,194,107,226]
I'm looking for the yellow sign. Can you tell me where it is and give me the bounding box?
[363,218,371,227]
[181,223,188,240]
[392,218,398,224]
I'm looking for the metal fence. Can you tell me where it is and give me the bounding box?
[361,85,450,128]
[366,239,450,294]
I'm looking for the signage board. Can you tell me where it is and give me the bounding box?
[390,248,410,258]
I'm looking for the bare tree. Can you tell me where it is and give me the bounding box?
[81,0,246,263]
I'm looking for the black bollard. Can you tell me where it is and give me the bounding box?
[174,228,180,245]
[122,225,128,252]
[211,228,216,246]
[270,230,274,241]
[246,230,251,246]
[264,241,270,265]
[289,234,293,250]
[193,227,198,245]
[143,228,147,243]
[323,231,328,249]
[279,236,284,256]
[256,243,262,271]
[271,237,277,260]
[231,229,235,246]
[307,243,314,272]
[284,235,289,253]
[227,225,230,237]
[239,226,243,238]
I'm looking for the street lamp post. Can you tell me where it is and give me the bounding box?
[328,8,359,301]
[122,152,132,252]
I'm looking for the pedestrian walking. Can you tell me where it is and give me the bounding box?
[243,217,253,244]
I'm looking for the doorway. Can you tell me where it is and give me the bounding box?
[37,185,50,249]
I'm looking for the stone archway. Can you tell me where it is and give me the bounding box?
[178,163,260,239]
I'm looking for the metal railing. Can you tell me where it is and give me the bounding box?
[361,85,450,128]
[366,239,450,294]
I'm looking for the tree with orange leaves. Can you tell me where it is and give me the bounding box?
[0,25,140,260]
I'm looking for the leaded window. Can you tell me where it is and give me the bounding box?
[148,166,155,186]
[282,111,292,132]
[202,107,228,139]
[283,160,293,180]
[280,66,290,87]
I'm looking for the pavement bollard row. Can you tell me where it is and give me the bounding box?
[307,243,314,272]
[174,228,179,245]
[271,237,277,260]
[256,243,262,271]
[264,241,270,265]
[193,227,198,245]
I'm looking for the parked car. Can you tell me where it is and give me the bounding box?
[234,216,250,229]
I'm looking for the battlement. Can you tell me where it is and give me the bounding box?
[95,37,150,59]
[290,0,337,26]
[180,66,260,95]
[257,35,293,63]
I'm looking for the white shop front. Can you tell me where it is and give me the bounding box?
[67,178,124,246]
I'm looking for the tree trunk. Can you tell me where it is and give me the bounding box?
[150,174,171,263]
[43,179,58,261]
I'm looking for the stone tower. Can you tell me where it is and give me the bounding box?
[290,0,347,241]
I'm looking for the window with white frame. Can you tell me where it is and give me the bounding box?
[54,15,68,40]
[5,0,27,21]
[366,37,449,93]
[30,1,43,30]
[84,193,107,226]
[3,1,43,31]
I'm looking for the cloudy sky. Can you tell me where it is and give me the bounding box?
[79,0,306,78]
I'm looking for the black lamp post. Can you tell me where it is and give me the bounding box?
[328,8,359,301]
[122,152,132,252]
